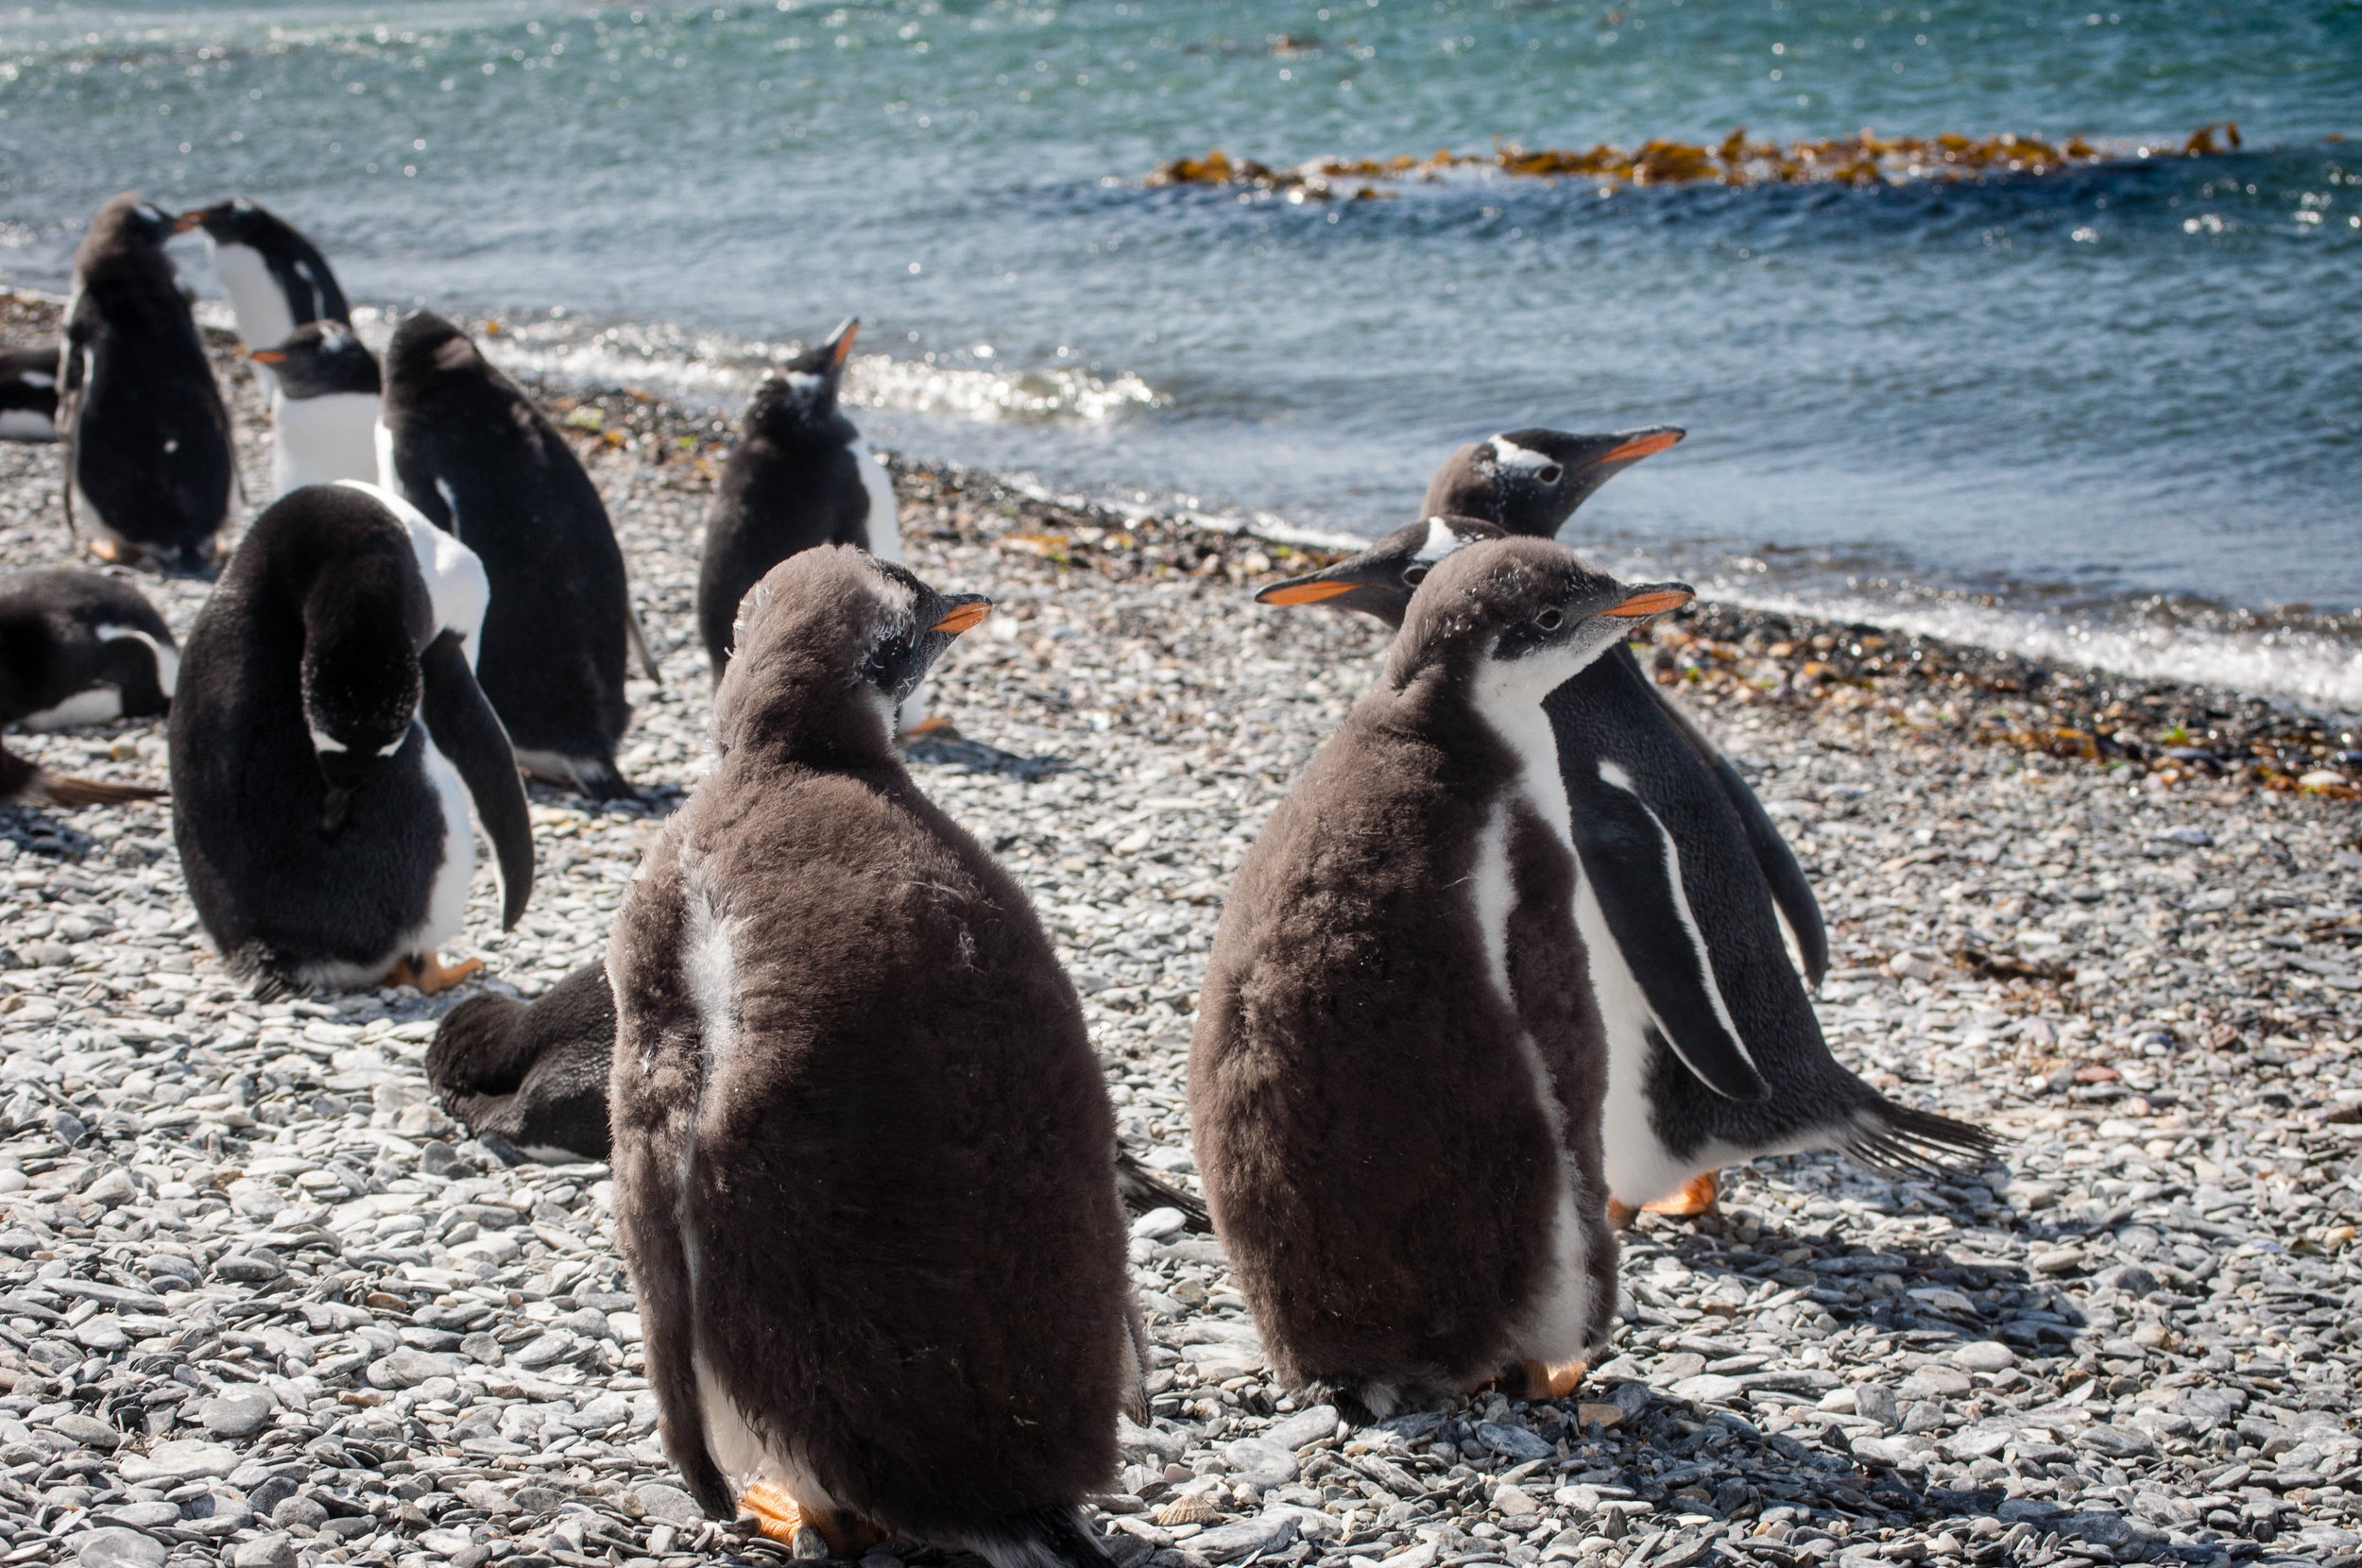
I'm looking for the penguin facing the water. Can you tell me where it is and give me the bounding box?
[0,569,177,730]
[60,195,233,569]
[248,322,382,496]
[181,198,351,358]
[1258,510,1991,1219]
[378,312,639,798]
[0,345,61,442]
[608,545,1137,1565]
[1193,537,1700,1421]
[698,320,935,732]
[169,481,532,997]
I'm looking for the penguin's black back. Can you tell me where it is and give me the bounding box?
[379,314,631,790]
[697,416,871,676]
[66,196,232,562]
[427,961,615,1161]
[0,569,175,726]
[194,199,351,327]
[167,487,450,988]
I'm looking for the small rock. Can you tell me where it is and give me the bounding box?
[272,1496,329,1529]
[1129,1206,1189,1241]
[117,1439,239,1484]
[1264,1405,1338,1449]
[77,1527,166,1568]
[1190,1510,1298,1563]
[1222,1436,1298,1489]
[1475,1422,1556,1462]
[82,1167,136,1205]
[200,1389,276,1439]
[636,1482,705,1525]
[1951,1341,2017,1372]
[378,1347,461,1388]
[1494,1483,1539,1517]
[49,1410,123,1450]
[232,1536,298,1568]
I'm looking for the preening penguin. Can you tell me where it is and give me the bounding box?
[0,345,61,442]
[0,568,177,730]
[60,195,233,569]
[608,545,1138,1565]
[248,321,382,496]
[1258,513,1992,1220]
[698,320,933,732]
[180,198,351,357]
[1191,537,1693,1421]
[168,481,532,997]
[378,311,639,798]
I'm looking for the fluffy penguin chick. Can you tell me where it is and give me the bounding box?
[378,311,639,798]
[250,322,382,497]
[169,481,533,997]
[0,568,177,730]
[607,545,1137,1567]
[1191,537,1695,1422]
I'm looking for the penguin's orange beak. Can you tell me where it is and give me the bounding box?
[248,349,286,366]
[1600,429,1684,465]
[931,601,990,635]
[830,319,860,369]
[172,212,204,233]
[1256,579,1357,606]
[1607,584,1694,618]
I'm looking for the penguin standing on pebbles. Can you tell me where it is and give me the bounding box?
[699,320,935,733]
[608,545,1137,1566]
[378,311,639,798]
[248,322,381,496]
[1193,537,1701,1421]
[0,345,62,442]
[180,198,351,358]
[60,195,233,568]
[169,481,532,997]
[0,569,177,730]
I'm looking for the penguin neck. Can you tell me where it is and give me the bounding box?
[721,677,902,776]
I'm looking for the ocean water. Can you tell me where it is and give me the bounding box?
[3,1,2357,707]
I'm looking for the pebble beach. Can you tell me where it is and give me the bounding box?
[0,299,2358,1568]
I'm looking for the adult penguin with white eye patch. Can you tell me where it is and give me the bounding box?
[180,198,351,360]
[378,311,644,798]
[249,321,382,496]
[698,320,937,733]
[0,568,177,731]
[169,480,532,998]
[1194,537,1696,1423]
[60,194,233,569]
[1258,501,1992,1223]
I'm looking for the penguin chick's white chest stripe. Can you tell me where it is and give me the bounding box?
[272,391,381,496]
[207,242,298,352]
[1463,665,1594,1368]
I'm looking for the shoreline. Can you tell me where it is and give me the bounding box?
[0,299,2354,1566]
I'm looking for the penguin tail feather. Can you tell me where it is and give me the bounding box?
[1841,1100,2000,1183]
[27,770,165,807]
[1113,1147,1211,1234]
[956,1506,1119,1568]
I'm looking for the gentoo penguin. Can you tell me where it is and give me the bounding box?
[169,481,532,997]
[1421,426,1829,982]
[0,345,61,442]
[248,322,381,496]
[180,198,351,357]
[698,320,935,733]
[432,957,1211,1228]
[608,545,1136,1564]
[60,195,233,569]
[1191,537,1697,1421]
[1258,517,1992,1220]
[378,311,639,797]
[0,569,178,730]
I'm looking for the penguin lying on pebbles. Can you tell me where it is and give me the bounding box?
[699,320,936,733]
[0,345,61,442]
[1259,514,1992,1220]
[379,312,640,798]
[60,195,233,569]
[169,481,532,997]
[0,569,177,730]
[430,957,1211,1226]
[1193,537,1698,1420]
[608,545,1138,1565]
[180,198,351,359]
[248,322,381,497]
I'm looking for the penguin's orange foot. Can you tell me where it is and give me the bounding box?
[1520,1358,1588,1401]
[739,1482,880,1557]
[898,714,957,741]
[1642,1171,1720,1218]
[1606,1198,1641,1229]
[385,952,483,996]
[87,538,128,564]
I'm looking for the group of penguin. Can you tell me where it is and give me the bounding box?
[0,196,1997,1568]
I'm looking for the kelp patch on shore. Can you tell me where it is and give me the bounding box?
[1148,123,2247,200]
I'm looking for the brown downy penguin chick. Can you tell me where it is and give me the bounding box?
[1192,537,1697,1423]
[608,545,1140,1565]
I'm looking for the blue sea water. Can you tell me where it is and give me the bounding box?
[2,1,2357,704]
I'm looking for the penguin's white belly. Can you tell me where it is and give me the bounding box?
[0,409,57,442]
[211,244,298,353]
[1583,879,1706,1207]
[272,392,381,496]
[100,623,180,697]
[17,685,122,730]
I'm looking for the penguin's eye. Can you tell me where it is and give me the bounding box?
[1533,608,1565,631]
[1401,565,1429,587]
[1536,464,1564,485]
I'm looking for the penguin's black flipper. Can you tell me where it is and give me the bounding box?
[1639,668,1828,986]
[419,628,534,928]
[1114,1147,1211,1233]
[1568,767,1771,1103]
[959,1506,1120,1568]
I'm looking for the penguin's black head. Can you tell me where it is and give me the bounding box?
[1389,536,1691,698]
[77,194,190,273]
[1423,426,1684,540]
[716,544,987,758]
[745,318,860,439]
[250,322,383,401]
[384,310,488,386]
[180,197,284,246]
[1256,516,1504,630]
